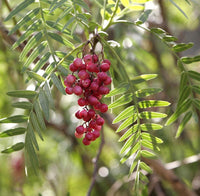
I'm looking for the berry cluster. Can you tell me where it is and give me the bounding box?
[64,53,111,145]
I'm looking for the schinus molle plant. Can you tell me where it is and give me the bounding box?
[1,0,200,195]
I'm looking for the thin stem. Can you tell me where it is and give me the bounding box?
[87,128,105,196]
[103,0,120,30]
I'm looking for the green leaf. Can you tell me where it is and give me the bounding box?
[54,7,73,25]
[44,82,55,109]
[181,55,200,64]
[27,122,39,151]
[50,0,67,12]
[0,127,26,137]
[12,19,42,49]
[62,16,76,32]
[4,0,35,21]
[108,94,133,109]
[138,100,170,108]
[140,123,163,131]
[141,139,160,151]
[116,114,137,133]
[1,142,24,153]
[105,83,129,97]
[129,152,140,174]
[136,9,152,24]
[27,71,46,84]
[0,115,28,123]
[162,35,177,42]
[25,130,39,175]
[139,172,149,183]
[30,112,43,141]
[22,41,47,72]
[74,0,90,11]
[118,124,139,142]
[177,85,191,107]
[172,43,194,52]
[113,106,135,123]
[39,89,50,121]
[139,162,152,173]
[141,150,156,158]
[139,111,167,119]
[7,90,37,99]
[120,133,140,154]
[180,71,188,92]
[34,101,46,131]
[32,52,51,73]
[165,98,192,126]
[192,98,200,111]
[188,70,200,81]
[8,8,40,35]
[131,74,157,84]
[120,142,140,164]
[135,88,162,98]
[191,85,200,95]
[150,27,166,34]
[141,132,163,144]
[12,101,33,109]
[46,21,71,35]
[57,65,68,76]
[176,111,192,138]
[50,73,66,95]
[20,32,43,61]
[48,32,74,48]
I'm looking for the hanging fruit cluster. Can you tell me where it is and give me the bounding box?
[64,46,111,145]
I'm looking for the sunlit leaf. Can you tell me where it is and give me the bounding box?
[139,111,167,119]
[138,100,170,108]
[105,83,129,97]
[141,150,156,158]
[131,74,157,84]
[113,106,135,123]
[139,161,152,173]
[163,35,177,42]
[172,42,193,52]
[150,27,166,34]
[140,123,163,131]
[116,114,137,132]
[141,140,160,151]
[188,70,200,82]
[135,88,162,98]
[108,94,133,109]
[181,55,200,64]
[141,132,163,144]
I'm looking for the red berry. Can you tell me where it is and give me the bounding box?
[73,85,83,95]
[97,72,107,81]
[87,127,93,132]
[103,59,111,66]
[75,110,82,119]
[73,58,83,67]
[65,86,73,94]
[83,115,91,122]
[88,109,95,118]
[96,117,105,126]
[87,63,99,73]
[95,125,102,131]
[93,130,100,138]
[65,75,76,85]
[104,76,112,85]
[80,109,88,118]
[79,63,86,70]
[78,70,89,80]
[100,63,110,72]
[90,82,99,91]
[85,132,94,141]
[89,120,97,129]
[78,98,87,106]
[83,54,92,64]
[81,79,91,88]
[76,125,85,134]
[100,103,108,113]
[92,54,98,63]
[75,131,83,138]
[88,95,99,105]
[69,63,78,72]
[98,85,110,95]
[82,137,90,145]
[93,103,101,110]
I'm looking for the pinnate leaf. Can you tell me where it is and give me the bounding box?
[135,88,162,98]
[140,123,163,131]
[105,83,129,97]
[138,100,170,108]
[139,111,167,119]
[7,90,37,99]
[0,127,26,137]
[0,115,28,123]
[1,142,24,153]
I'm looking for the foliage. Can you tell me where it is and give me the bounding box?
[0,0,200,195]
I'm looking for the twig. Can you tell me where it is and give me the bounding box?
[87,128,105,196]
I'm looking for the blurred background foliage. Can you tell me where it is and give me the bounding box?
[0,0,200,195]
